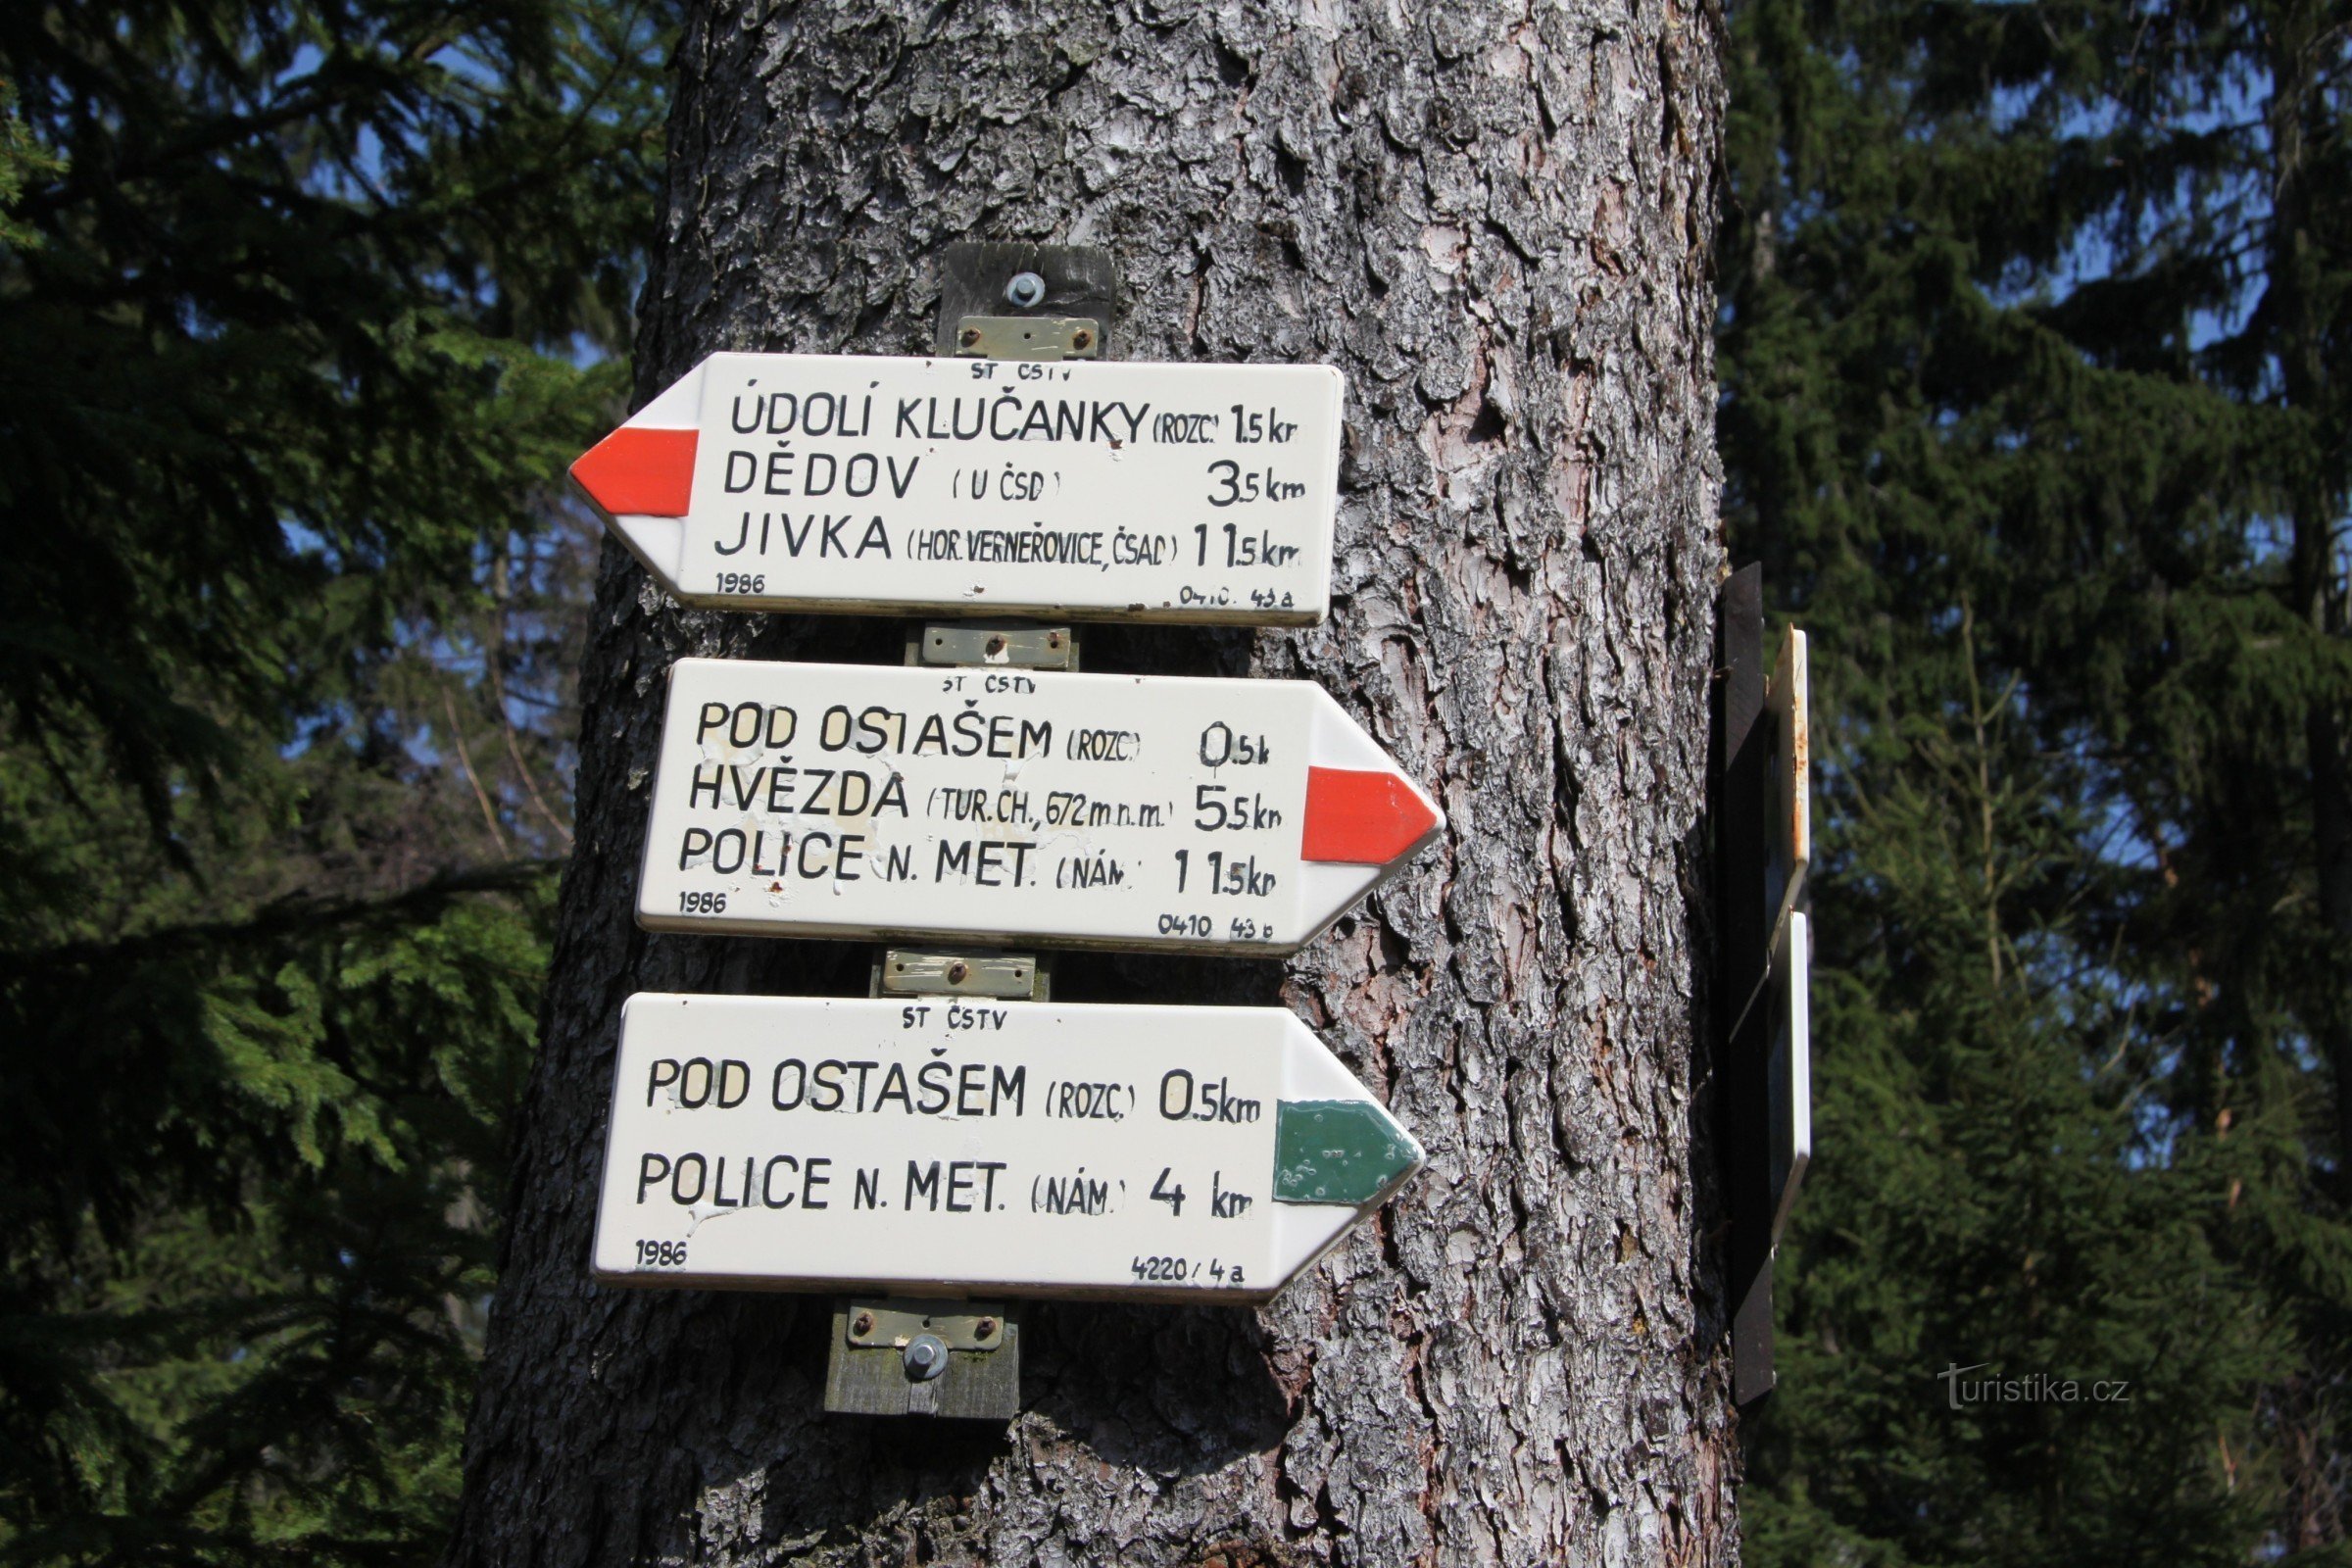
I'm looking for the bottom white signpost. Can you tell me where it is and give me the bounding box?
[593,994,1423,1302]
[1767,910,1812,1248]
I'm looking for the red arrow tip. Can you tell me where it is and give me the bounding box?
[1301,767,1442,865]
[570,426,697,516]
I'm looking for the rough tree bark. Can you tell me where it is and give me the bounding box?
[450,0,1734,1562]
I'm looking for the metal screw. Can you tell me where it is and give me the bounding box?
[1004,271,1047,309]
[1047,631,1062,649]
[904,1333,950,1381]
[975,1317,999,1339]
[946,959,970,985]
[985,633,1007,656]
[852,1310,874,1337]
[959,325,983,348]
[1071,327,1094,351]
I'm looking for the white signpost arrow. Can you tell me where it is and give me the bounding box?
[592,994,1423,1301]
[638,658,1445,956]
[569,353,1344,625]
[1767,910,1813,1248]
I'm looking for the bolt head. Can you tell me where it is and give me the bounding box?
[904,1333,950,1380]
[976,1317,998,1338]
[946,960,970,985]
[1071,328,1094,350]
[1004,270,1047,309]
[852,1311,874,1336]
[959,325,982,347]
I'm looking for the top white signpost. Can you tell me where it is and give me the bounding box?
[1764,626,1810,942]
[570,352,1344,625]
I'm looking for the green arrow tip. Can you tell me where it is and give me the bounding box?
[1272,1100,1422,1206]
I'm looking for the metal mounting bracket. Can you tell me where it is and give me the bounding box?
[913,620,1078,670]
[953,315,1102,361]
[873,949,1048,1002]
[824,1298,1020,1419]
[932,241,1116,360]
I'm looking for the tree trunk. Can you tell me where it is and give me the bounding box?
[449,1,1735,1562]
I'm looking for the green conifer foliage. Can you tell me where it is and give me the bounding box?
[0,2,667,1560]
[1722,0,2352,1558]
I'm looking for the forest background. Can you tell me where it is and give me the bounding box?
[0,0,2344,1563]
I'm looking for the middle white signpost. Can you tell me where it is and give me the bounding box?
[638,658,1445,956]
